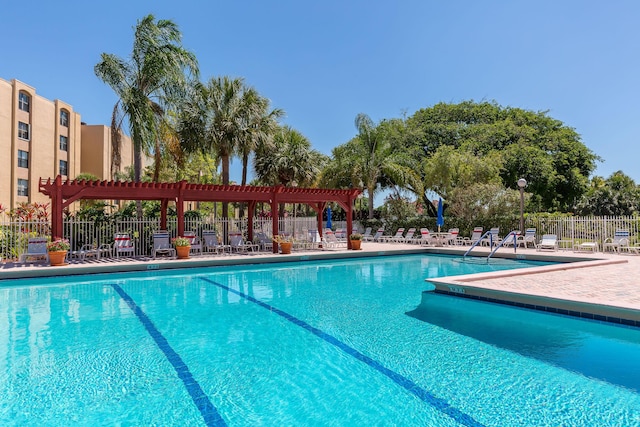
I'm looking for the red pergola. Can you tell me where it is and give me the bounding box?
[39,176,361,252]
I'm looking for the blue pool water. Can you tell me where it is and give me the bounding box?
[1,254,639,426]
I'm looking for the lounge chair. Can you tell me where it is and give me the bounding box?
[574,241,599,253]
[603,230,630,253]
[379,228,405,243]
[361,227,373,241]
[443,228,460,246]
[307,229,322,250]
[416,228,435,246]
[203,230,228,254]
[113,233,135,258]
[462,227,483,246]
[480,228,500,247]
[396,227,416,243]
[19,237,49,263]
[183,230,203,256]
[152,232,176,259]
[255,231,274,251]
[371,227,385,242]
[70,243,100,261]
[537,234,558,251]
[229,232,258,253]
[518,228,537,248]
[322,230,347,248]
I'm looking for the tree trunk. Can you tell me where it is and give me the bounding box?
[368,186,375,219]
[134,140,143,218]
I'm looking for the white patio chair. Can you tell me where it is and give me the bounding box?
[19,237,49,263]
[537,234,558,251]
[603,230,630,253]
[202,230,228,254]
[184,230,203,256]
[113,233,135,258]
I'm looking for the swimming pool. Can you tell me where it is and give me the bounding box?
[1,254,639,426]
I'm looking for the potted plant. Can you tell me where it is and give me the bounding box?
[272,234,294,254]
[173,236,191,259]
[47,237,70,266]
[349,233,363,250]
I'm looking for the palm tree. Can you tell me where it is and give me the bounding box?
[254,126,326,188]
[179,76,283,219]
[94,14,198,186]
[322,114,420,219]
[237,89,284,186]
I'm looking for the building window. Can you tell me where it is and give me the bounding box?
[17,179,28,197]
[18,122,30,140]
[18,92,30,112]
[18,150,29,168]
[59,160,68,176]
[60,110,69,127]
[60,135,68,151]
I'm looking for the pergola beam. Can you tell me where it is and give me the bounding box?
[39,177,360,248]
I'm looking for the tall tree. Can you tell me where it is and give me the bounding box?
[95,14,198,187]
[254,126,326,187]
[406,101,599,212]
[322,114,420,219]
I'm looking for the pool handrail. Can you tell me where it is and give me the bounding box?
[463,230,494,258]
[487,231,519,259]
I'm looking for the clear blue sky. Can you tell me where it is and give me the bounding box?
[2,0,639,186]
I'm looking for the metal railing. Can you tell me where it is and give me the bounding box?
[0,216,361,260]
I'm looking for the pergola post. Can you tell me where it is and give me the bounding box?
[248,200,257,241]
[160,199,169,231]
[51,175,63,239]
[176,181,186,236]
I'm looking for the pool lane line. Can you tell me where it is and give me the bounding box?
[199,277,485,427]
[110,284,227,427]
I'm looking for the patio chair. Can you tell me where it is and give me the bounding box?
[308,229,322,249]
[183,230,203,256]
[70,243,100,261]
[202,230,228,254]
[229,232,259,253]
[573,241,599,253]
[462,227,483,246]
[98,243,113,258]
[379,228,405,243]
[255,231,274,252]
[480,228,500,247]
[113,233,135,258]
[603,230,630,253]
[518,228,537,248]
[416,228,435,246]
[396,228,416,243]
[371,227,385,242]
[361,227,373,241]
[443,228,460,246]
[19,237,49,263]
[322,230,347,248]
[537,234,558,252]
[152,232,176,259]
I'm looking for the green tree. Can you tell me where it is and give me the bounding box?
[574,172,640,215]
[254,126,327,187]
[406,101,599,212]
[95,14,198,187]
[322,114,420,219]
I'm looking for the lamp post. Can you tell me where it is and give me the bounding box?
[517,178,527,234]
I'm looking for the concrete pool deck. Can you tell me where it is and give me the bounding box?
[1,242,639,326]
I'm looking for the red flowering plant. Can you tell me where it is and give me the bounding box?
[47,237,70,252]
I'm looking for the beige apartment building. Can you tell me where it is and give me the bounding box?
[0,78,133,211]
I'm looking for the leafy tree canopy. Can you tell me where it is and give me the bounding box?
[405,100,600,212]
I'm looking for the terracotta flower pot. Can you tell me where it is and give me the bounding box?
[49,250,68,266]
[279,242,292,254]
[176,245,191,259]
[350,240,362,250]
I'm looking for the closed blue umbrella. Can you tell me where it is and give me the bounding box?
[436,198,444,232]
[326,206,332,230]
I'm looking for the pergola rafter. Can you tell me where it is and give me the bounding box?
[39,176,361,252]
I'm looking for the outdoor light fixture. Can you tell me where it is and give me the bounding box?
[517,178,527,234]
